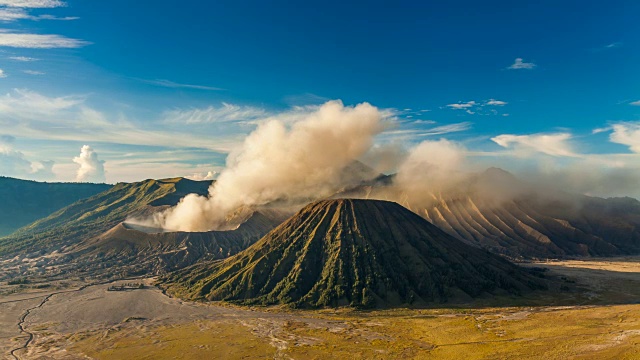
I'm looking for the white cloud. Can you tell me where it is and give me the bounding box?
[413,119,436,125]
[0,0,65,7]
[0,135,54,180]
[630,100,640,106]
[283,93,329,106]
[163,103,267,124]
[22,70,43,75]
[0,7,28,21]
[29,159,54,179]
[98,159,223,184]
[186,171,216,181]
[508,58,536,70]
[446,99,508,116]
[592,126,611,134]
[486,99,507,106]
[73,145,105,183]
[609,122,640,153]
[0,7,76,21]
[0,88,256,153]
[0,90,404,183]
[0,69,6,78]
[8,55,37,61]
[0,32,88,48]
[447,101,476,109]
[421,122,472,136]
[32,14,77,20]
[491,133,575,157]
[603,42,622,50]
[382,122,472,142]
[0,88,83,114]
[139,78,223,91]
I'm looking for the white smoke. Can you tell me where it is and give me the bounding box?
[143,100,640,233]
[390,138,640,205]
[153,100,386,231]
[359,142,407,175]
[73,145,106,183]
[391,139,470,206]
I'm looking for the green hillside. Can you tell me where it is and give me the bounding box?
[0,177,111,237]
[0,177,211,256]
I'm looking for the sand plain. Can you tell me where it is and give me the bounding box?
[1,257,639,359]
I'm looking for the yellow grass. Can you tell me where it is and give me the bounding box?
[22,257,640,359]
[69,304,640,360]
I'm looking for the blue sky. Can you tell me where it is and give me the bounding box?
[0,0,639,185]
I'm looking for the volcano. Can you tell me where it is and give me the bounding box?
[161,199,545,308]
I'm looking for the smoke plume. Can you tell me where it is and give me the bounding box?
[73,145,106,183]
[392,139,469,206]
[153,100,387,231]
[144,100,640,233]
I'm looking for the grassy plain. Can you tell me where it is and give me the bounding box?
[7,257,640,359]
[68,304,640,360]
[67,258,640,359]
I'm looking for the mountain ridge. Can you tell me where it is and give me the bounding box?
[0,177,212,256]
[348,168,640,259]
[0,176,111,237]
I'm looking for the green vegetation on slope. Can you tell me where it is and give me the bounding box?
[161,199,546,308]
[0,177,111,236]
[0,178,211,256]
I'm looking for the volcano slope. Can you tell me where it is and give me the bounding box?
[64,207,289,276]
[411,168,640,259]
[345,168,640,260]
[161,199,546,308]
[0,177,287,281]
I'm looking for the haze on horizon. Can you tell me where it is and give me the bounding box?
[0,0,639,200]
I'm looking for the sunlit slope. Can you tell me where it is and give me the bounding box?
[162,199,545,308]
[0,177,211,255]
[410,168,640,259]
[0,176,111,236]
